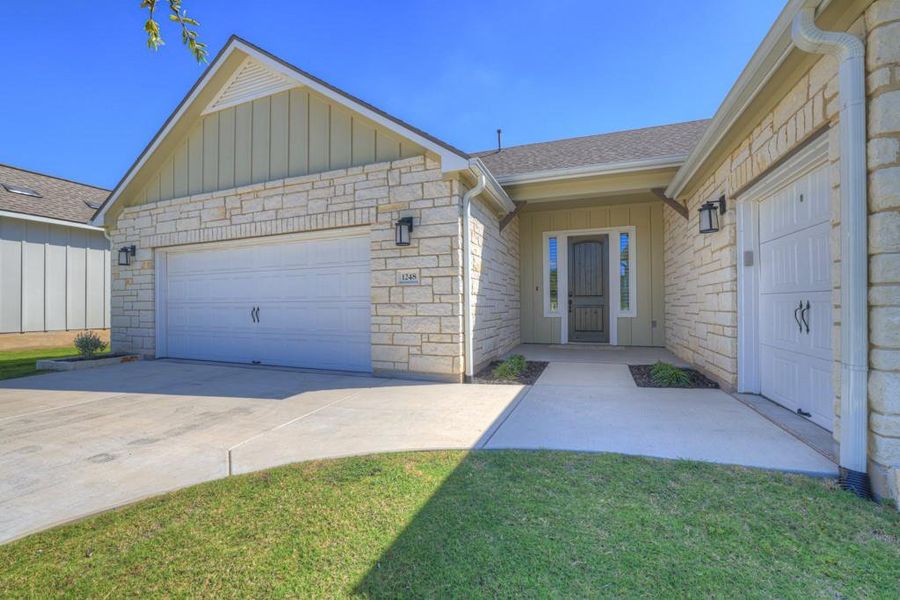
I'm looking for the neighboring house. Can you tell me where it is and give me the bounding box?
[92,0,898,499]
[0,164,111,348]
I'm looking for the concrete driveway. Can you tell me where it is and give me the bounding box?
[0,360,524,544]
[0,356,836,544]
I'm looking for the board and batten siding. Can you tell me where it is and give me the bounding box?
[519,201,666,346]
[135,88,425,205]
[0,217,110,333]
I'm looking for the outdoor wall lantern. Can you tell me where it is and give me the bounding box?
[698,195,727,234]
[395,216,414,246]
[118,245,136,266]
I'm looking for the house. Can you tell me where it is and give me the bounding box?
[92,0,898,500]
[0,164,111,349]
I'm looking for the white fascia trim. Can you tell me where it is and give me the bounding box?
[92,43,240,227]
[93,39,470,227]
[227,40,470,174]
[469,158,516,214]
[665,0,831,199]
[497,155,686,185]
[0,209,105,232]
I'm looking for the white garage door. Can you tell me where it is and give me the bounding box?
[161,230,371,372]
[758,164,833,430]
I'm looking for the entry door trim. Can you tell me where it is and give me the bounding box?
[736,133,829,394]
[154,226,370,359]
[543,226,635,345]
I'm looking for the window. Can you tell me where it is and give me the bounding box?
[619,231,635,316]
[547,236,559,314]
[2,183,42,198]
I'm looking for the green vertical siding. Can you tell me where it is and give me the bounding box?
[520,201,666,347]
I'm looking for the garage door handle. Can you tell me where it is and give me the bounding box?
[250,306,259,323]
[800,301,810,334]
[256,306,261,323]
[794,303,803,332]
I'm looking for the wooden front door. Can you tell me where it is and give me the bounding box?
[567,235,609,343]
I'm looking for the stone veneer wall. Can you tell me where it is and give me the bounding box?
[110,155,468,381]
[664,1,900,499]
[469,195,520,372]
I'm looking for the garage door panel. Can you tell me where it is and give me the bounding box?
[163,232,371,372]
[757,162,833,431]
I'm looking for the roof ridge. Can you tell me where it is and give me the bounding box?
[473,118,711,156]
[0,162,111,192]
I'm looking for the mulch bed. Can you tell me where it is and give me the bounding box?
[629,364,719,389]
[51,353,136,363]
[473,361,548,385]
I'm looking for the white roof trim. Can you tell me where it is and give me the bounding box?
[496,154,686,185]
[469,158,516,214]
[202,56,299,115]
[0,209,106,231]
[666,0,830,199]
[93,38,469,227]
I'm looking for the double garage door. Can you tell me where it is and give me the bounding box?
[159,230,371,372]
[757,163,833,430]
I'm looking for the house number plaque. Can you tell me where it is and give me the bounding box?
[397,270,419,285]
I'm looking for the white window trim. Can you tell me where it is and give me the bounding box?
[541,226,637,345]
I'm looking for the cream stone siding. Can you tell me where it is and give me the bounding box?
[519,199,666,346]
[469,195,520,372]
[664,0,900,498]
[110,155,469,381]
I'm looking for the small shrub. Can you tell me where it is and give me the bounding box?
[74,331,107,358]
[493,354,527,380]
[649,361,691,387]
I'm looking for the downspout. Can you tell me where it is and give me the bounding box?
[462,171,486,381]
[792,6,870,497]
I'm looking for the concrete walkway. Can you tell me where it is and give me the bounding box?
[0,357,836,544]
[483,362,837,476]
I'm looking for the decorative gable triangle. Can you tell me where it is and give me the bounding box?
[202,56,299,114]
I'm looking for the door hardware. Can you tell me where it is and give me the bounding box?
[794,302,803,332]
[250,307,257,323]
[800,300,810,333]
[796,408,812,418]
[256,306,261,322]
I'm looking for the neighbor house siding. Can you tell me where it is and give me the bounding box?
[664,0,900,499]
[0,217,110,333]
[519,200,666,346]
[111,155,469,381]
[132,89,424,207]
[469,196,520,371]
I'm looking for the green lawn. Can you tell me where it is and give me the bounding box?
[1,451,897,598]
[0,347,84,380]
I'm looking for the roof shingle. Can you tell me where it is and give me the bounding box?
[0,163,109,224]
[474,119,710,179]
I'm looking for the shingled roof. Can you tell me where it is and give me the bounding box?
[475,119,710,180]
[0,163,109,224]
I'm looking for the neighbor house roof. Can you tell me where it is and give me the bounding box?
[0,163,109,224]
[474,119,710,181]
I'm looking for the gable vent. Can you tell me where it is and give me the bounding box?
[203,57,299,115]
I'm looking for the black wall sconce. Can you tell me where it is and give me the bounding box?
[698,195,727,234]
[118,245,136,266]
[395,216,413,246]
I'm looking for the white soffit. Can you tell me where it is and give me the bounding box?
[202,56,299,115]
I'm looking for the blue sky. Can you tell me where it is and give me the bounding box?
[0,1,785,189]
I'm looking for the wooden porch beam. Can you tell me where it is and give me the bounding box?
[651,188,688,219]
[499,201,527,232]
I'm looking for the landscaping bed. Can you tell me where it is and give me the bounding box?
[0,450,896,598]
[629,363,719,388]
[35,353,140,372]
[473,356,548,385]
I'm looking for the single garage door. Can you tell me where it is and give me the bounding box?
[758,163,833,430]
[160,230,371,372]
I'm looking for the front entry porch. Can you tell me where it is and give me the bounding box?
[486,344,837,476]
